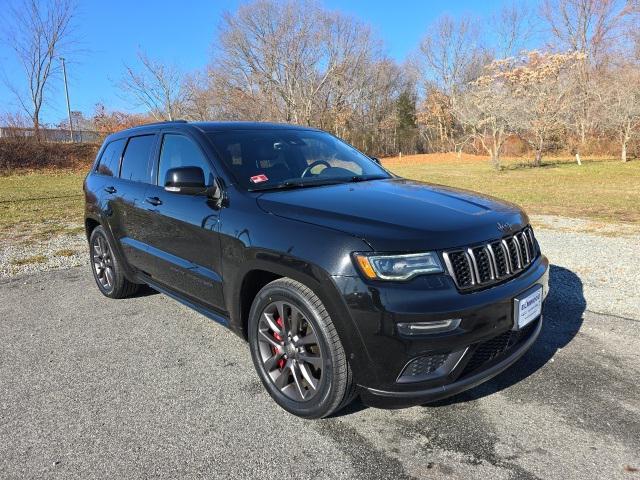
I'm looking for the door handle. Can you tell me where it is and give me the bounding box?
[104,186,117,194]
[145,196,162,206]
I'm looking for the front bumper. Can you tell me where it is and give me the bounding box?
[331,255,549,406]
[360,316,542,408]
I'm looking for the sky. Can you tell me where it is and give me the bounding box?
[0,0,517,125]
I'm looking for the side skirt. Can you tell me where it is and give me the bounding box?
[143,277,230,327]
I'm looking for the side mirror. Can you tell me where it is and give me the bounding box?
[370,156,381,164]
[164,166,206,195]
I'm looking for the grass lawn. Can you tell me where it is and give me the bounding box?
[0,170,86,242]
[383,154,640,224]
[0,155,638,246]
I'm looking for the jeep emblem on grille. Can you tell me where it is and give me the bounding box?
[497,222,514,233]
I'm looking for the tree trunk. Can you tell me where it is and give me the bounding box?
[622,142,628,163]
[575,152,582,165]
[490,150,500,171]
[33,115,41,142]
[534,149,542,167]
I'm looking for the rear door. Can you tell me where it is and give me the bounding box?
[141,130,225,311]
[110,133,158,272]
[91,136,127,243]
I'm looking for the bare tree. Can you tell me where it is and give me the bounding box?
[91,103,153,136]
[119,51,188,121]
[595,65,640,161]
[504,51,583,166]
[542,0,630,63]
[182,71,218,121]
[454,60,519,170]
[418,14,488,96]
[2,0,76,138]
[416,88,459,153]
[416,14,490,151]
[0,111,30,137]
[213,0,379,127]
[491,1,538,58]
[541,0,634,155]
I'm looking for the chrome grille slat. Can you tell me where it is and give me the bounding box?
[444,227,539,292]
[500,239,513,274]
[525,228,536,257]
[467,247,481,285]
[518,232,531,264]
[511,237,523,270]
[485,244,499,279]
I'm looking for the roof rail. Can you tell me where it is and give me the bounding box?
[139,119,188,127]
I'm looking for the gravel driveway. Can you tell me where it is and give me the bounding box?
[3,214,638,319]
[1,216,639,479]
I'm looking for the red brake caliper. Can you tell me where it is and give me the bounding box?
[272,316,286,370]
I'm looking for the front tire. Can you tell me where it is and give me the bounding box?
[89,225,139,299]
[248,278,355,419]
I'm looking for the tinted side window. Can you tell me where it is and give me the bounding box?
[96,139,125,177]
[120,135,155,183]
[158,134,214,186]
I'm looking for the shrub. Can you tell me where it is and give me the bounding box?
[0,139,99,174]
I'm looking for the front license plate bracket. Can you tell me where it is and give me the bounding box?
[513,284,543,330]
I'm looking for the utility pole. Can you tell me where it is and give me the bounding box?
[60,57,74,142]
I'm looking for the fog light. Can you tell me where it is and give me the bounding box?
[397,319,461,336]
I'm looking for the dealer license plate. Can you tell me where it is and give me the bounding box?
[514,285,543,329]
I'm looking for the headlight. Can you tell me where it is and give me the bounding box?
[354,252,443,281]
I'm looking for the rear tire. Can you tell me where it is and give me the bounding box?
[248,277,355,419]
[89,225,139,299]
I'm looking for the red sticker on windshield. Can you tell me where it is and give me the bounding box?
[250,174,269,183]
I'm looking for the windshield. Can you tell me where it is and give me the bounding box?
[206,129,390,190]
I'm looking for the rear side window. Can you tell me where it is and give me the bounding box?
[120,135,155,183]
[96,139,125,176]
[157,134,214,186]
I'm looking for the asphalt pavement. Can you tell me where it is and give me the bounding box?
[1,265,639,479]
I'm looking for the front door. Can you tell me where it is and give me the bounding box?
[141,132,225,312]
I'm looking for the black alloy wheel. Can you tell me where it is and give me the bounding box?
[256,300,324,402]
[248,278,356,419]
[89,225,139,299]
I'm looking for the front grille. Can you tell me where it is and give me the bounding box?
[448,251,473,288]
[472,246,492,283]
[443,226,538,292]
[506,237,521,270]
[460,320,537,377]
[490,241,508,277]
[398,353,449,382]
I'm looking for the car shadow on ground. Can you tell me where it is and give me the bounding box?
[428,264,586,406]
[333,264,586,417]
[132,284,161,298]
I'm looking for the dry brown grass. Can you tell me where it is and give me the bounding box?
[0,139,98,174]
[54,249,77,257]
[383,152,487,165]
[11,254,47,266]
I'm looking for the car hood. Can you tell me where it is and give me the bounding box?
[256,178,529,252]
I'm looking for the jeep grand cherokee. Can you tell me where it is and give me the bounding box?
[84,121,549,419]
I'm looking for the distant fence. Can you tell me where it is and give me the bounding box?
[0,127,102,143]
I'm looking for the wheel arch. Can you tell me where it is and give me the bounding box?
[84,214,140,284]
[84,216,100,241]
[229,258,370,384]
[238,269,283,340]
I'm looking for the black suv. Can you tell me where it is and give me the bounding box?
[84,121,549,418]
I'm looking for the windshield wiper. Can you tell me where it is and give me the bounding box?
[250,178,343,192]
[348,174,388,182]
[250,175,388,192]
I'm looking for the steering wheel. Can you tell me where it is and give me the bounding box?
[301,160,331,178]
